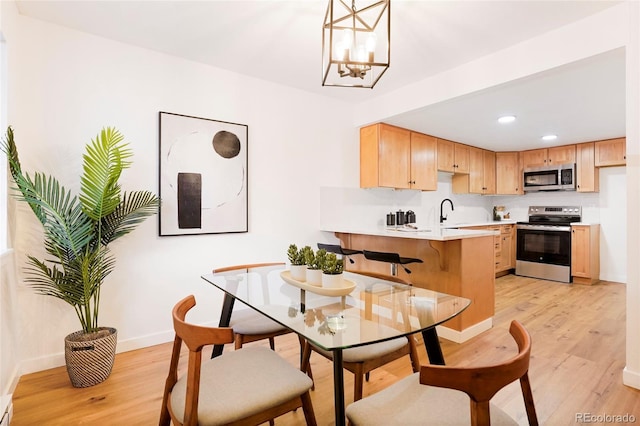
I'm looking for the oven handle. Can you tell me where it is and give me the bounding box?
[516,224,572,232]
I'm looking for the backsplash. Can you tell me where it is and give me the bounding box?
[320,172,602,230]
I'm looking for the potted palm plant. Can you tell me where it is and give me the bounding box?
[1,126,159,387]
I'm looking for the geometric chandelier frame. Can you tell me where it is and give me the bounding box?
[322,0,390,88]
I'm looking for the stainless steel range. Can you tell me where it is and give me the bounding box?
[516,206,581,283]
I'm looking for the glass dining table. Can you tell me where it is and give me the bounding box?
[201,264,470,426]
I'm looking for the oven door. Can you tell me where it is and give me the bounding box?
[516,225,571,266]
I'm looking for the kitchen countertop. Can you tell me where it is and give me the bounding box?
[440,220,518,229]
[322,225,498,241]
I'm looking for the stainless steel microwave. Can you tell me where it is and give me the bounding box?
[523,163,576,192]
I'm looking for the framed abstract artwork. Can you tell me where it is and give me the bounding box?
[159,111,248,236]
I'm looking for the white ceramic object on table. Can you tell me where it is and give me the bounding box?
[290,264,306,281]
[322,273,344,288]
[306,268,322,286]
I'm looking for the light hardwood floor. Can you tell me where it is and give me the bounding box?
[11,275,640,425]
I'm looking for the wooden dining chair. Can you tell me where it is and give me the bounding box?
[301,271,420,401]
[345,320,538,426]
[213,262,291,350]
[159,295,317,426]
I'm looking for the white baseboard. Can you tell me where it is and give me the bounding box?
[0,395,12,426]
[19,328,178,375]
[623,366,640,390]
[436,317,493,343]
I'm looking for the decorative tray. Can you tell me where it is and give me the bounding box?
[280,270,356,297]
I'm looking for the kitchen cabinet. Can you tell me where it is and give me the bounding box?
[521,145,576,168]
[437,138,470,173]
[495,152,522,195]
[571,224,600,285]
[452,148,495,194]
[360,123,437,190]
[496,224,515,275]
[576,142,599,193]
[595,137,626,167]
[467,224,515,277]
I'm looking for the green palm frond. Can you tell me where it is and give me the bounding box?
[29,173,93,258]
[101,191,159,245]
[1,128,46,223]
[80,127,133,221]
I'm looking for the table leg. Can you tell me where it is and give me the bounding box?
[332,349,346,426]
[422,327,445,365]
[212,294,235,358]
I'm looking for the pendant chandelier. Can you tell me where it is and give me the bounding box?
[322,0,390,88]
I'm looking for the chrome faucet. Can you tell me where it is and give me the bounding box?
[440,198,454,224]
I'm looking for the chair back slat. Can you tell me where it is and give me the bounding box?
[420,320,537,425]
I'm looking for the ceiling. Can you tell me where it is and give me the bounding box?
[15,0,625,151]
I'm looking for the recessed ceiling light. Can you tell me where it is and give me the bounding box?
[498,115,516,124]
[542,134,558,141]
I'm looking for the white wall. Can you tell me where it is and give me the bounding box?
[1,3,355,373]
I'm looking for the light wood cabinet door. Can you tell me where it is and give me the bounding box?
[467,146,484,193]
[502,225,516,270]
[521,149,548,168]
[454,143,470,174]
[409,132,437,190]
[483,150,496,194]
[576,142,599,192]
[595,137,626,167]
[522,145,576,168]
[453,148,494,194]
[360,123,410,189]
[378,124,411,188]
[496,152,522,195]
[437,138,455,173]
[548,145,576,165]
[571,224,600,285]
[360,123,437,190]
[437,139,470,173]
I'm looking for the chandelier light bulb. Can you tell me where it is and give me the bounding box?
[366,32,377,52]
[355,45,367,62]
[342,29,354,49]
[335,40,348,61]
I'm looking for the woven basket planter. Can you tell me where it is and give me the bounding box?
[64,327,117,388]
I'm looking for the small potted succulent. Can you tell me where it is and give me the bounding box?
[287,244,309,281]
[305,248,326,287]
[322,252,344,288]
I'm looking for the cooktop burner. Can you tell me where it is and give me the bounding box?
[521,206,582,226]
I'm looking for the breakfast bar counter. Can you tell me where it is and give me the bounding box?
[323,226,496,341]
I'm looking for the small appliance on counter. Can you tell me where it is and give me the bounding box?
[386,212,395,226]
[387,210,417,227]
[492,206,510,221]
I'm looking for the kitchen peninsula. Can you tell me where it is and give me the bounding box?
[323,226,497,342]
